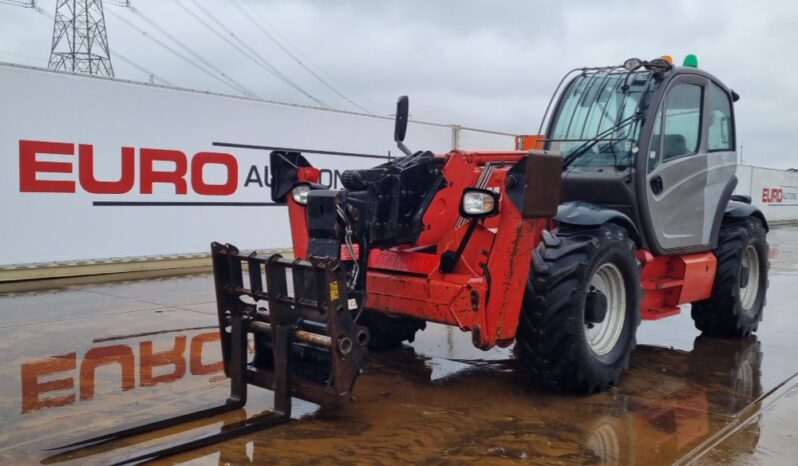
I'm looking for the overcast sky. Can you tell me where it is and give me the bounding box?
[1,0,796,168]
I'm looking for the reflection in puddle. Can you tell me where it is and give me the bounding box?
[0,246,794,466]
[18,331,222,415]
[2,321,765,466]
[159,335,764,466]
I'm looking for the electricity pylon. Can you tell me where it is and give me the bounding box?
[48,0,114,77]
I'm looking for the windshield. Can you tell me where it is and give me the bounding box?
[546,70,654,168]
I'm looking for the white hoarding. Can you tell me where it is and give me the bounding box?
[732,165,798,224]
[747,166,798,224]
[734,165,753,197]
[0,64,515,266]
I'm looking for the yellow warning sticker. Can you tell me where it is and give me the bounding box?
[329,282,340,301]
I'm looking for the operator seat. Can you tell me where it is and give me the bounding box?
[663,134,688,158]
[648,134,689,160]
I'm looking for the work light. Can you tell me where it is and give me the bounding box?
[623,58,642,71]
[292,184,311,205]
[461,188,499,218]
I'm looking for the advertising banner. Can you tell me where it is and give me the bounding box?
[748,166,798,224]
[0,64,515,266]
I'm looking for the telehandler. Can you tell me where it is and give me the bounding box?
[50,55,768,464]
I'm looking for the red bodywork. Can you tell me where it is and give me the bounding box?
[289,151,717,349]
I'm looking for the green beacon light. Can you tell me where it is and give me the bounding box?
[683,54,699,68]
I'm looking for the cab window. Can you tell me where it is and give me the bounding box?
[647,83,703,171]
[708,83,734,151]
[661,83,703,161]
[647,104,663,172]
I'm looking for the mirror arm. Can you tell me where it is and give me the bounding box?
[396,140,413,156]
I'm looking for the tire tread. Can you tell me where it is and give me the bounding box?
[516,223,641,393]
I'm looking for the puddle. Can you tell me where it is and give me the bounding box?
[1,226,798,464]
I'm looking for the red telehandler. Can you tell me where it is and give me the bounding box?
[49,56,768,464]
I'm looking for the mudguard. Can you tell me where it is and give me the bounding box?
[725,199,769,231]
[554,201,641,244]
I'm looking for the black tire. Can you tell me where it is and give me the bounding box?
[687,335,763,455]
[359,309,426,351]
[691,217,768,337]
[584,415,634,466]
[516,223,642,393]
[689,335,763,414]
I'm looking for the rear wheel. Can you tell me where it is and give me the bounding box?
[687,335,763,455]
[359,309,426,351]
[516,223,641,393]
[691,217,768,337]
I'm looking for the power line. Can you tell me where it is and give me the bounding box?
[38,1,245,93]
[170,0,317,106]
[132,7,256,97]
[229,0,372,113]
[7,6,171,87]
[180,0,330,108]
[171,2,262,65]
[183,0,329,108]
[0,0,44,13]
[234,0,379,113]
[114,50,175,86]
[109,3,258,98]
[239,0,378,106]
[106,7,253,97]
[1,0,364,109]
[0,0,32,6]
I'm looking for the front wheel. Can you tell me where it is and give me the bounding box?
[691,217,769,337]
[515,223,642,393]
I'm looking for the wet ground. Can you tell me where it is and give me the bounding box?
[2,226,798,465]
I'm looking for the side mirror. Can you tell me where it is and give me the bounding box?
[394,95,413,156]
[394,96,409,142]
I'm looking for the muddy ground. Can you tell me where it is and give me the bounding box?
[2,226,798,465]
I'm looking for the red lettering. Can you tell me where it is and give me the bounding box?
[79,345,136,400]
[19,333,226,413]
[140,336,186,386]
[140,148,187,194]
[19,141,243,196]
[190,152,238,196]
[189,332,224,375]
[19,140,75,193]
[764,188,783,203]
[78,145,136,194]
[20,352,76,413]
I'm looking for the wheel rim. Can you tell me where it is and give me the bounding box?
[585,263,627,356]
[740,245,761,313]
[587,424,621,465]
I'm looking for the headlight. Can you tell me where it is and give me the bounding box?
[460,188,499,218]
[291,185,311,205]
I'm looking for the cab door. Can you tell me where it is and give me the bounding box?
[644,76,711,251]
